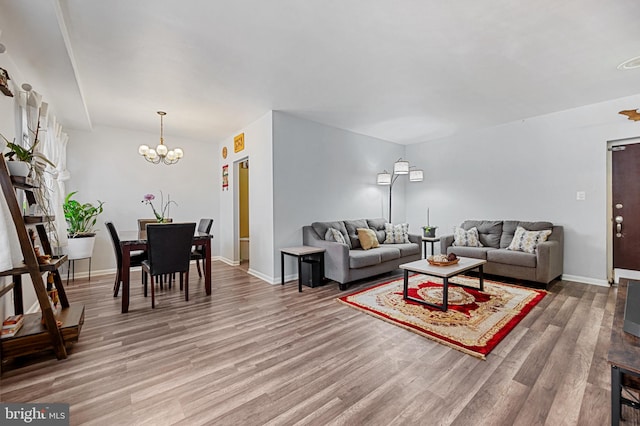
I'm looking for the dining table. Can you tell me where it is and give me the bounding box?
[118,229,213,313]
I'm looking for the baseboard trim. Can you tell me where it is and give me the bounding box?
[561,274,610,287]
[614,268,640,284]
[246,269,279,285]
[218,257,240,267]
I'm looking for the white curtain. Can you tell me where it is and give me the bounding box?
[42,114,69,250]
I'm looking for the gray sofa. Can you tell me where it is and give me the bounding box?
[303,218,422,290]
[440,220,564,287]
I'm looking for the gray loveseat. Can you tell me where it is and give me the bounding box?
[440,220,564,287]
[303,218,421,290]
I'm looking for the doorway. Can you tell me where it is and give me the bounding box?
[609,138,640,283]
[238,159,250,267]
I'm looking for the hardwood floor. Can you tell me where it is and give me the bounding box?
[0,262,636,425]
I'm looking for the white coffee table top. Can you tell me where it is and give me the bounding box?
[281,246,326,256]
[400,257,487,278]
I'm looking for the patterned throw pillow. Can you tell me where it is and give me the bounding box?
[357,228,380,250]
[453,227,483,247]
[383,223,410,244]
[507,226,552,254]
[328,228,347,245]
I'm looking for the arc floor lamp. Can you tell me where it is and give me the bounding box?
[377,159,423,222]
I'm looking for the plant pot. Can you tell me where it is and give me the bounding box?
[67,235,96,260]
[7,161,30,177]
[423,227,438,238]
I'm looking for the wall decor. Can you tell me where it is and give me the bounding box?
[0,67,13,97]
[619,109,640,121]
[222,164,229,190]
[222,146,228,159]
[234,133,245,153]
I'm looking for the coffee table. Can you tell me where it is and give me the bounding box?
[399,257,487,311]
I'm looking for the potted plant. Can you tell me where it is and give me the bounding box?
[422,225,438,238]
[1,121,55,177]
[63,191,105,260]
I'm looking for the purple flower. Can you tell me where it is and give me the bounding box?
[143,193,155,201]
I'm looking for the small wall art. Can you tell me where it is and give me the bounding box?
[234,133,245,153]
[222,164,229,190]
[222,146,228,159]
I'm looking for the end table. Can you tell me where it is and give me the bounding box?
[422,236,440,258]
[280,246,326,292]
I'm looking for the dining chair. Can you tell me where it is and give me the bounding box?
[105,221,147,297]
[190,218,214,277]
[142,222,196,308]
[138,218,173,230]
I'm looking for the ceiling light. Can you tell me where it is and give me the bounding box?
[138,111,183,165]
[618,56,640,70]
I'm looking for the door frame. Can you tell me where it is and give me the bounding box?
[233,156,249,265]
[607,136,640,283]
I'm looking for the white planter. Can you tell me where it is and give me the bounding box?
[67,236,96,260]
[7,161,30,177]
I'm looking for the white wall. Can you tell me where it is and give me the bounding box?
[66,125,218,274]
[406,93,640,285]
[216,111,274,282]
[272,112,407,282]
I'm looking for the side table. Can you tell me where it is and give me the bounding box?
[280,246,326,292]
[422,237,440,258]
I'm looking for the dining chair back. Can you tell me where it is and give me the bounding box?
[105,221,147,297]
[142,222,196,308]
[192,218,214,277]
[138,218,173,230]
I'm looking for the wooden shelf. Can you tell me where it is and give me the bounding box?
[0,282,15,299]
[0,304,85,359]
[0,255,68,277]
[10,175,36,189]
[23,215,55,224]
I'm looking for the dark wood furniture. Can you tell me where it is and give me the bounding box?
[191,218,214,278]
[0,155,84,363]
[138,218,173,230]
[280,246,325,292]
[608,280,640,425]
[142,223,196,308]
[105,221,147,297]
[422,236,440,258]
[119,229,213,313]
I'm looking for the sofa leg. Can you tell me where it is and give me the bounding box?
[339,283,348,291]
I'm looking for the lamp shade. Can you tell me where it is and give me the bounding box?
[393,160,409,174]
[409,169,424,182]
[377,172,392,185]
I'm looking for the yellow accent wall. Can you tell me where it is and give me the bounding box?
[239,165,249,238]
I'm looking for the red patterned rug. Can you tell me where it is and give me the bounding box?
[337,275,546,359]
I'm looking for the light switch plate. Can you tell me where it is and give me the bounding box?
[576,191,586,201]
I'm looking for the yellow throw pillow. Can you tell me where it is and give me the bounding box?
[357,228,380,250]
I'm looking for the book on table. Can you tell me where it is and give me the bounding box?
[1,321,23,338]
[2,314,24,329]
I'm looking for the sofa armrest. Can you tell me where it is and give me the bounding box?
[303,226,350,283]
[440,234,454,253]
[408,233,421,244]
[536,240,563,283]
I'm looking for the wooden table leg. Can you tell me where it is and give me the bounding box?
[121,244,131,313]
[205,238,212,295]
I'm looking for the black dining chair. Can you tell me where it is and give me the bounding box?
[138,218,173,231]
[142,222,196,308]
[105,221,147,297]
[191,218,213,278]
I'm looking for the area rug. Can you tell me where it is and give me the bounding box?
[337,275,546,359]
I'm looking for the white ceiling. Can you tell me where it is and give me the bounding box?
[1,0,640,145]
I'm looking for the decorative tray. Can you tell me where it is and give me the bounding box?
[427,258,460,266]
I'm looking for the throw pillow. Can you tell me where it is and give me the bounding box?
[357,228,380,250]
[328,228,347,245]
[507,226,552,254]
[383,223,410,244]
[453,227,483,247]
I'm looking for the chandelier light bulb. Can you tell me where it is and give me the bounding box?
[138,144,149,155]
[147,149,158,160]
[138,111,184,165]
[156,144,168,156]
[166,150,176,161]
[174,148,183,158]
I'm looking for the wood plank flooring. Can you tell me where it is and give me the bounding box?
[0,262,637,425]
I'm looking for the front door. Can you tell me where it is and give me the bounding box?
[612,142,640,270]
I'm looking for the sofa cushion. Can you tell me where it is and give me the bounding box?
[344,219,369,249]
[487,248,537,268]
[325,228,347,245]
[375,246,401,262]
[393,242,421,257]
[500,221,553,248]
[507,226,552,254]
[384,223,410,244]
[453,227,483,247]
[312,221,351,248]
[366,218,388,244]
[357,228,380,250]
[446,246,494,260]
[461,220,502,248]
[349,249,381,269]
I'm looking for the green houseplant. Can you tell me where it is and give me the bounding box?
[63,191,104,260]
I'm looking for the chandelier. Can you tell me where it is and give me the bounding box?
[138,111,184,165]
